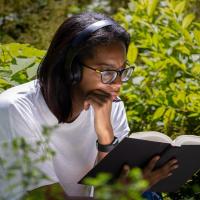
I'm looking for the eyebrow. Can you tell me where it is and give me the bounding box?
[96,60,128,70]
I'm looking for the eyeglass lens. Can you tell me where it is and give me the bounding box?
[101,68,134,84]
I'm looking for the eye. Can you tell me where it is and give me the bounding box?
[101,71,117,83]
[121,68,134,82]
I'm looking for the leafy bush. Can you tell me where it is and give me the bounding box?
[0,43,45,92]
[84,168,148,200]
[114,0,200,199]
[115,0,200,136]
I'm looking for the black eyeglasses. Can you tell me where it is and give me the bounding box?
[81,63,135,84]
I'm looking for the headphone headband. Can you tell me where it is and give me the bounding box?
[66,19,115,84]
[71,20,114,47]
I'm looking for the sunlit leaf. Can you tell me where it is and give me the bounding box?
[153,106,166,121]
[127,42,138,64]
[194,30,200,46]
[182,13,195,29]
[26,63,39,79]
[10,57,35,75]
[164,107,176,124]
[176,46,190,55]
[174,1,186,14]
[191,63,200,75]
[147,0,159,16]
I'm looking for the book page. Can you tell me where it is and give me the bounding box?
[129,131,172,144]
[173,135,200,146]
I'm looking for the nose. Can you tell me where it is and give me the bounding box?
[111,75,122,88]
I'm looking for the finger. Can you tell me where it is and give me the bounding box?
[121,164,130,178]
[170,164,179,171]
[84,97,103,110]
[90,89,114,102]
[168,159,178,165]
[162,159,179,173]
[119,164,131,184]
[156,162,178,180]
[83,101,90,110]
[84,94,110,111]
[144,159,178,187]
[145,156,160,172]
[88,94,109,105]
[85,92,112,107]
[88,89,111,98]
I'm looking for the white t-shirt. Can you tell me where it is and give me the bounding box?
[0,80,130,199]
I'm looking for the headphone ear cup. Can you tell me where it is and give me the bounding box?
[70,61,82,84]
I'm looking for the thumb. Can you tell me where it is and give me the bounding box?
[83,100,90,111]
[119,164,131,184]
[120,164,130,178]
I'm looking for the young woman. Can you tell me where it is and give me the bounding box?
[0,12,178,200]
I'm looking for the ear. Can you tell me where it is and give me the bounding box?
[70,60,83,85]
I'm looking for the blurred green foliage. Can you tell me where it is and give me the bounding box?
[0,0,129,49]
[1,0,199,49]
[0,126,56,200]
[84,168,148,200]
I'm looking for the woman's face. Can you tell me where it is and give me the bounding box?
[76,41,127,101]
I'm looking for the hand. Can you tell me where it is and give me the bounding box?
[83,89,114,144]
[119,156,178,188]
[142,156,178,187]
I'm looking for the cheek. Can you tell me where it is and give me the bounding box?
[80,70,114,95]
[80,71,102,93]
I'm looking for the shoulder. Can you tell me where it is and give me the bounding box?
[0,80,40,138]
[0,80,38,111]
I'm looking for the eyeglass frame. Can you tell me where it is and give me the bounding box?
[81,63,135,84]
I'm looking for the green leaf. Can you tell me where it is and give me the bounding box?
[182,14,195,29]
[10,57,36,75]
[192,63,200,75]
[176,46,190,55]
[127,42,138,64]
[174,1,186,14]
[152,106,166,121]
[182,29,193,43]
[26,63,39,79]
[0,78,12,87]
[164,107,176,124]
[194,30,200,46]
[147,0,159,16]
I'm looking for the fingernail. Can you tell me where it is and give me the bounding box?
[156,156,160,160]
[123,164,130,170]
[168,173,173,176]
[172,160,178,164]
[173,165,179,169]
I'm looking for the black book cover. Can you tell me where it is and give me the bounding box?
[78,138,200,192]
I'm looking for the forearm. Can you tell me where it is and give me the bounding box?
[95,134,114,164]
[96,151,109,164]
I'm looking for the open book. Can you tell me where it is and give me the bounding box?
[79,131,200,192]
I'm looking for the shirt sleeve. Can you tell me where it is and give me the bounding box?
[111,101,130,142]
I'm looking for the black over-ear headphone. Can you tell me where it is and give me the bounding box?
[65,20,115,84]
